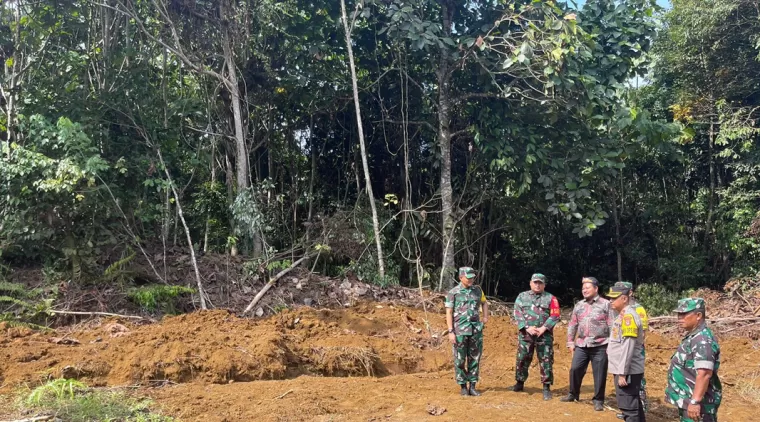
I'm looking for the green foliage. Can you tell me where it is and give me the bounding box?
[635,284,681,317]
[0,114,111,270]
[0,280,27,297]
[100,252,136,285]
[635,283,696,317]
[0,274,53,329]
[23,379,174,422]
[127,285,195,314]
[267,259,293,272]
[346,255,400,288]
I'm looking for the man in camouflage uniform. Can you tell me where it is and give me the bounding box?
[606,284,646,422]
[615,281,649,420]
[665,298,722,422]
[562,277,612,411]
[509,273,560,400]
[446,267,489,396]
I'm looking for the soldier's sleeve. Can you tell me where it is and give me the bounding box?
[514,293,527,330]
[567,302,579,346]
[692,332,718,371]
[636,306,649,331]
[543,295,560,330]
[445,290,455,309]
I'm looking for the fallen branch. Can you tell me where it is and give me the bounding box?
[721,321,760,334]
[243,255,310,314]
[0,416,55,422]
[51,310,152,321]
[274,389,293,399]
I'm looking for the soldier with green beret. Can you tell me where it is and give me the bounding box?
[665,298,722,422]
[445,266,489,396]
[510,273,560,400]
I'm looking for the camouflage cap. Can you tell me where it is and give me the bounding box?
[674,298,706,314]
[531,273,547,284]
[606,285,631,299]
[458,267,477,279]
[614,281,634,290]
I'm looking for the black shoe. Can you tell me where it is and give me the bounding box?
[543,385,552,401]
[460,384,469,396]
[508,381,524,392]
[593,401,604,411]
[559,394,578,402]
[468,382,481,396]
[616,413,624,420]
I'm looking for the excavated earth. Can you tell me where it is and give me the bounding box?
[1,304,759,421]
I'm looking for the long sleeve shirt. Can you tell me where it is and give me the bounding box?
[607,305,645,375]
[567,295,612,348]
[513,290,560,331]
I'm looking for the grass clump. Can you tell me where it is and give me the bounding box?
[22,378,174,422]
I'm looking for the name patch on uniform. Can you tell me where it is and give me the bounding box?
[621,314,638,337]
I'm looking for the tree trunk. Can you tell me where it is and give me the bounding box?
[437,1,456,290]
[306,114,319,244]
[2,2,21,158]
[704,121,716,255]
[340,0,386,281]
[611,188,623,282]
[157,149,207,310]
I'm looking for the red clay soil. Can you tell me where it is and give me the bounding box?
[1,304,759,421]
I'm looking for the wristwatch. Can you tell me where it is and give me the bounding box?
[688,398,702,405]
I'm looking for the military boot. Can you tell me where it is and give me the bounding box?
[543,384,552,401]
[459,384,469,396]
[508,381,524,392]
[468,382,481,396]
[559,394,578,402]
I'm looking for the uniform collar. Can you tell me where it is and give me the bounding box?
[529,290,544,296]
[685,320,707,338]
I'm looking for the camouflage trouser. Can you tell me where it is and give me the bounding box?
[640,376,648,412]
[452,331,483,384]
[640,347,648,412]
[515,329,553,384]
[678,405,718,422]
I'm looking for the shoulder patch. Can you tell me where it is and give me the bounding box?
[621,313,639,337]
[550,296,560,317]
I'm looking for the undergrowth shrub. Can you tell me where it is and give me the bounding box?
[635,283,694,317]
[0,275,53,329]
[128,285,195,313]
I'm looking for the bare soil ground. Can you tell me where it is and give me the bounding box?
[1,304,759,421]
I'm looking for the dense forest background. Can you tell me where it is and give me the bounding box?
[2,0,760,312]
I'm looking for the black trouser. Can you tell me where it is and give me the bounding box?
[569,344,608,402]
[615,374,645,422]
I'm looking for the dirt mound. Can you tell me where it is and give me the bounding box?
[2,304,760,421]
[0,305,450,388]
[143,313,760,422]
